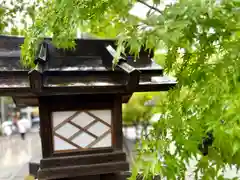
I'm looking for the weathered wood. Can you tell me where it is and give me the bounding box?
[0,35,176,106]
[60,175,101,180]
[29,161,40,177]
[40,151,126,168]
[39,97,54,158]
[52,147,113,157]
[112,95,123,150]
[30,160,158,180]
[13,96,38,107]
[38,161,129,179]
[30,168,161,180]
[42,94,114,112]
[28,69,43,93]
[121,94,133,103]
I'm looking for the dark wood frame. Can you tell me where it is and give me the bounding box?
[39,94,123,158]
[38,94,129,179]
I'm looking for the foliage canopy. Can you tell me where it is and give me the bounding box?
[2,0,240,179]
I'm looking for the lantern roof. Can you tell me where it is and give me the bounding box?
[0,35,176,105]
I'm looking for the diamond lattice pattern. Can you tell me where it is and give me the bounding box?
[52,110,112,151]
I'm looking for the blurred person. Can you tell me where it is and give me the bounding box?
[1,120,13,136]
[12,112,18,127]
[16,113,31,140]
[17,119,26,140]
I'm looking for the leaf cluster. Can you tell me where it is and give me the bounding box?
[0,0,37,35]
[129,1,240,179]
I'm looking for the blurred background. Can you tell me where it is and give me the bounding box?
[0,97,39,137]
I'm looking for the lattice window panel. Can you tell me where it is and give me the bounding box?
[52,110,112,151]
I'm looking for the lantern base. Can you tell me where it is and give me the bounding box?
[37,151,129,180]
[50,173,129,180]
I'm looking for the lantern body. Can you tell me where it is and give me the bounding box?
[37,95,127,179]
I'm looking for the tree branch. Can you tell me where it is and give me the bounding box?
[136,0,162,14]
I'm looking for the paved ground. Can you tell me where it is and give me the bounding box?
[0,132,41,180]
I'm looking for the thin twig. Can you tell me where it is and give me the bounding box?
[136,0,163,14]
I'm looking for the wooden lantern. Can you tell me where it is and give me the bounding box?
[0,35,176,180]
[37,94,129,180]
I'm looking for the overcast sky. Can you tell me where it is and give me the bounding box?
[129,0,177,19]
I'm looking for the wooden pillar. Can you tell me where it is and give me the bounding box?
[112,95,123,150]
[39,97,53,158]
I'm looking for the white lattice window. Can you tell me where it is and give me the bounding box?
[52,110,112,151]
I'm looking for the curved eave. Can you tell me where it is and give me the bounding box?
[10,75,176,106]
[43,81,176,94]
[12,81,176,106]
[3,77,176,96]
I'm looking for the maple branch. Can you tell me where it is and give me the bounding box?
[136,0,162,14]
